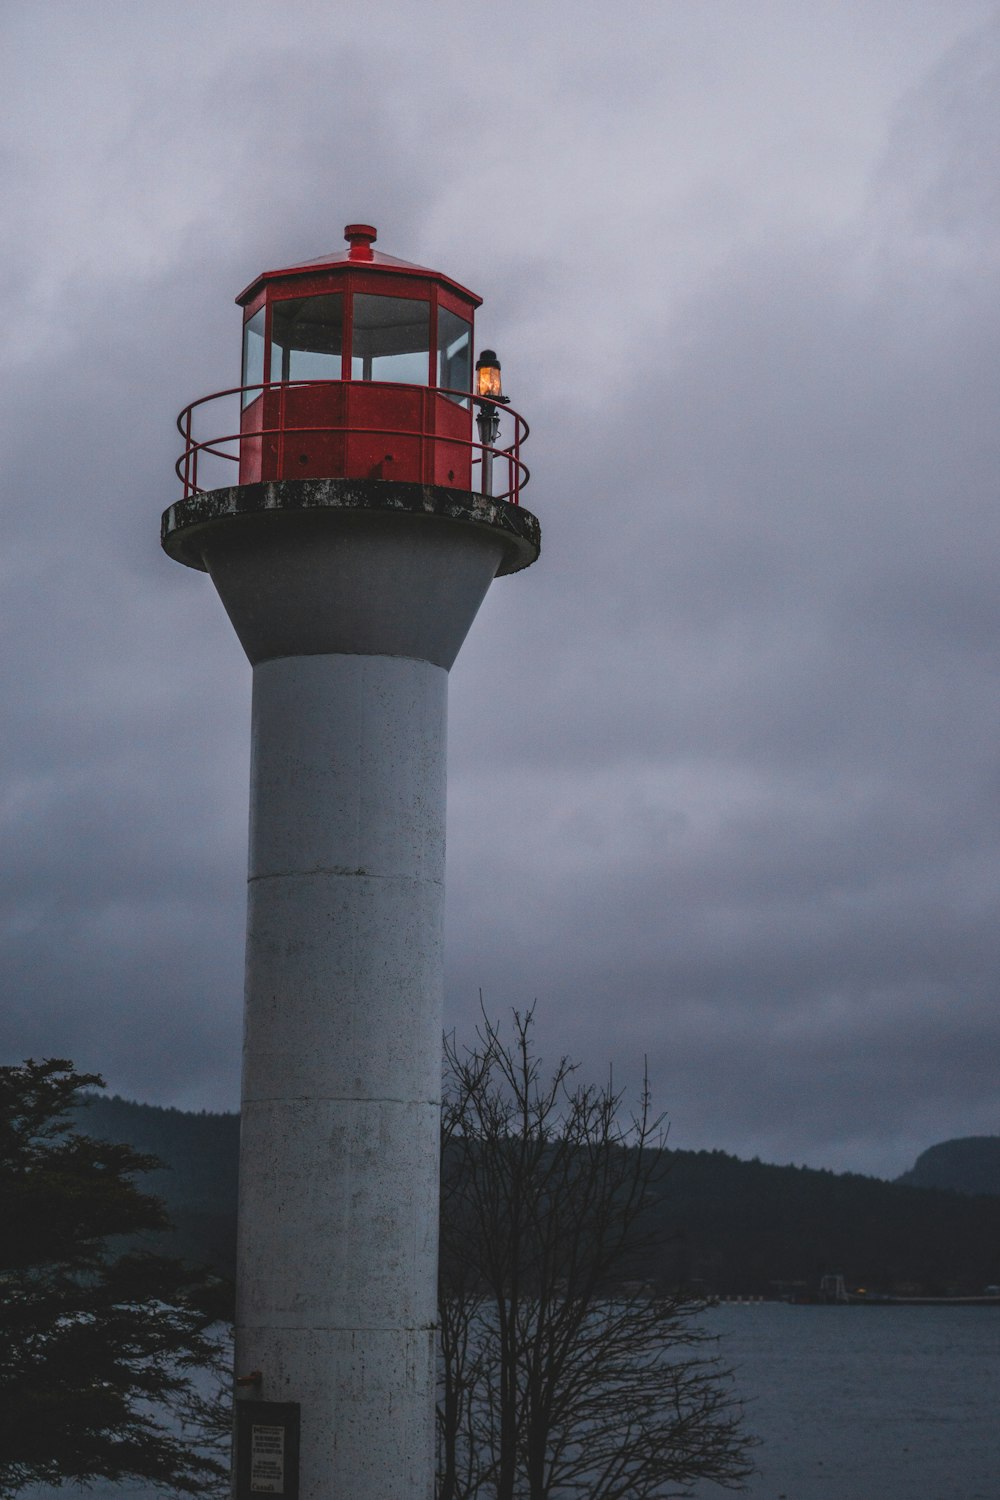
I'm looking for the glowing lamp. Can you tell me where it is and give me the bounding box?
[476,349,503,401]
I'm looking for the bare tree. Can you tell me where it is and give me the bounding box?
[437,1009,754,1500]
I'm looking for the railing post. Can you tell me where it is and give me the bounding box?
[511,415,521,506]
[183,408,192,497]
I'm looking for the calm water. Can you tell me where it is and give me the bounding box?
[25,1303,1000,1499]
[689,1301,1000,1500]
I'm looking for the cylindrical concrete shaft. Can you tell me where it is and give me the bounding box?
[237,652,447,1498]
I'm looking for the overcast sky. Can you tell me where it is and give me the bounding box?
[2,0,998,1179]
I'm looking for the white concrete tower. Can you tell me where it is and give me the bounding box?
[162,227,539,1500]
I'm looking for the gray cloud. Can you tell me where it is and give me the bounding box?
[1,0,997,1175]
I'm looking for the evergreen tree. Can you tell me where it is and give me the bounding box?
[0,1058,229,1497]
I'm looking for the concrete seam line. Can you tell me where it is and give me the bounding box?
[240,1325,440,1334]
[246,869,444,884]
[242,1096,441,1107]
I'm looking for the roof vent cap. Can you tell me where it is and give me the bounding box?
[345,224,377,261]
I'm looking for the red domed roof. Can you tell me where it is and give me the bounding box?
[236,224,481,308]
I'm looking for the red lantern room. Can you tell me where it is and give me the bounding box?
[175,225,528,505]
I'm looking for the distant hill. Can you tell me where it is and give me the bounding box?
[71,1098,1000,1298]
[896,1136,1000,1197]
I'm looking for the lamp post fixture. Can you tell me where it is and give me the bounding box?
[474,347,509,497]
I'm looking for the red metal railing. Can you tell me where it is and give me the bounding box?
[175,380,530,505]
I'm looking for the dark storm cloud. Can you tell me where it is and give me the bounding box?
[1,1,997,1171]
[445,17,1000,1175]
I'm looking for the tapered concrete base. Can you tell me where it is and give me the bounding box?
[161,480,539,1500]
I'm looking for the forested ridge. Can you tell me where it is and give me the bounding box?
[74,1094,239,1277]
[650,1148,1000,1296]
[74,1097,1000,1297]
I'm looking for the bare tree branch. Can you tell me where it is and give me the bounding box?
[437,1008,755,1500]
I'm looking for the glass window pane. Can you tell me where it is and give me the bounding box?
[351,293,430,384]
[242,308,265,407]
[437,307,472,404]
[270,294,344,383]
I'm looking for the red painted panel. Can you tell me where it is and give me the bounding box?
[237,380,477,488]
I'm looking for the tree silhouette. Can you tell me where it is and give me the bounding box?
[0,1058,229,1498]
[437,1009,754,1500]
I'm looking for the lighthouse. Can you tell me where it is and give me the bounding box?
[162,225,540,1499]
